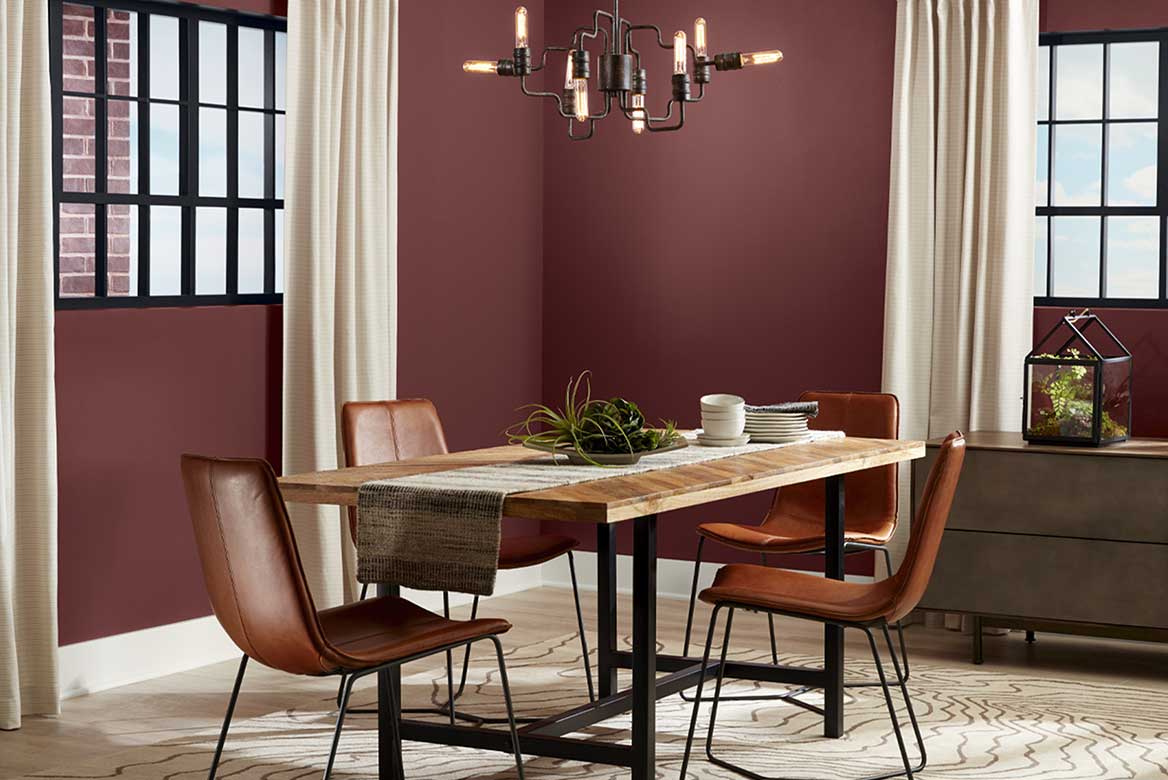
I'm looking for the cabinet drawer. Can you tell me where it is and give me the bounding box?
[912,449,1168,544]
[919,530,1168,629]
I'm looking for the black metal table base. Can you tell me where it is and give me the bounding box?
[376,476,848,778]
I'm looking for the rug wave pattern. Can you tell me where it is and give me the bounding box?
[27,632,1168,779]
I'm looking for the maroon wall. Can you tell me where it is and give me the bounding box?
[538,0,897,570]
[57,0,546,645]
[1039,2,1168,439]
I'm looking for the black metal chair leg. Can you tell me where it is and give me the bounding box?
[442,592,456,725]
[877,546,911,682]
[335,583,372,709]
[881,624,927,773]
[682,537,706,658]
[207,654,248,780]
[703,609,736,767]
[864,626,916,779]
[567,550,596,702]
[323,672,358,780]
[489,635,526,780]
[678,604,725,780]
[761,553,779,665]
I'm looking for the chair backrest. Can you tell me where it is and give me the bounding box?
[340,399,449,544]
[886,431,966,623]
[180,454,335,675]
[763,391,899,534]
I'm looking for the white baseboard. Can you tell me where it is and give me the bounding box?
[541,551,873,601]
[58,567,542,700]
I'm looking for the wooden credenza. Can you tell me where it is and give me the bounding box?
[913,431,1168,663]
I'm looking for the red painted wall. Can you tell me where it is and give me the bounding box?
[1038,0,1168,438]
[538,0,897,571]
[56,0,546,645]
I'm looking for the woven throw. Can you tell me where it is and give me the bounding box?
[357,429,845,595]
[744,401,819,416]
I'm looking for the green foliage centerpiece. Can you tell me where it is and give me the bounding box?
[508,372,684,465]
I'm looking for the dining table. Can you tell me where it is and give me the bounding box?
[279,435,925,780]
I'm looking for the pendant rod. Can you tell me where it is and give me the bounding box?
[613,0,621,54]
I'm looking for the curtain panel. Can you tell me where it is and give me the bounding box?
[0,0,59,730]
[882,0,1039,574]
[283,0,399,607]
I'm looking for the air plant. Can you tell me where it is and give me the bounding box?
[507,371,681,465]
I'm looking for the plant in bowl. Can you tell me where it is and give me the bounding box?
[508,372,685,465]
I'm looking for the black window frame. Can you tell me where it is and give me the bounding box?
[1036,28,1168,309]
[50,0,286,310]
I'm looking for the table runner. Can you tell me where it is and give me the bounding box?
[357,430,845,595]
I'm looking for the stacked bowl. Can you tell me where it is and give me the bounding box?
[744,408,811,442]
[698,394,749,446]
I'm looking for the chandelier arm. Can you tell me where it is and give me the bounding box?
[535,45,572,73]
[519,75,570,118]
[567,117,596,141]
[644,100,685,133]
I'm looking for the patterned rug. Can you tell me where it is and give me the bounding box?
[27,632,1168,779]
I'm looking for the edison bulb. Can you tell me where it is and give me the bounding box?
[631,93,646,135]
[741,49,783,66]
[463,60,497,75]
[694,18,708,59]
[673,31,687,75]
[574,78,589,121]
[515,6,529,48]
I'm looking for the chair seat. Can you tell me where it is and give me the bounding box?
[699,563,900,625]
[499,533,578,569]
[318,595,511,671]
[697,513,895,554]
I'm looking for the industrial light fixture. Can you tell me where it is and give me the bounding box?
[462,1,783,141]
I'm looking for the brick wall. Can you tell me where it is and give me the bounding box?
[60,4,133,297]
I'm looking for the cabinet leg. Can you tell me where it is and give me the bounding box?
[1025,630,1036,644]
[972,616,984,665]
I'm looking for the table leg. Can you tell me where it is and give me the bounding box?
[631,515,658,780]
[824,475,845,738]
[596,525,619,698]
[377,583,403,780]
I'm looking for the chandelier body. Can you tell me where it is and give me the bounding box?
[463,1,784,141]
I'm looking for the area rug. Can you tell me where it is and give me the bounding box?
[26,631,1168,779]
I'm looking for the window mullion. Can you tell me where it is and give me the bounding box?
[94,9,109,297]
[263,28,275,294]
[138,11,151,296]
[1158,33,1168,302]
[227,23,239,294]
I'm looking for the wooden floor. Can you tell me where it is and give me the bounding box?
[5,586,1168,777]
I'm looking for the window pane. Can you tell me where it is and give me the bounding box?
[62,96,95,193]
[238,111,265,198]
[149,15,180,100]
[1035,125,1049,206]
[200,107,227,197]
[1035,216,1048,297]
[107,204,137,296]
[150,103,180,195]
[238,209,265,293]
[108,99,136,194]
[275,114,285,199]
[275,208,284,293]
[199,22,228,105]
[59,203,95,297]
[149,205,182,295]
[1051,216,1101,297]
[106,8,136,97]
[1107,123,1157,206]
[275,31,287,111]
[1037,45,1050,121]
[1109,42,1159,119]
[1055,44,1103,120]
[1106,216,1160,298]
[238,27,266,108]
[1053,124,1102,206]
[196,208,227,295]
[61,4,95,93]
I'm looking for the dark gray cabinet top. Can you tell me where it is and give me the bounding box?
[926,431,1168,460]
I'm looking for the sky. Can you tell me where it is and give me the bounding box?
[115,14,285,296]
[1036,42,1162,299]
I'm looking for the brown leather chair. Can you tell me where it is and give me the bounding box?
[679,432,966,780]
[340,400,594,721]
[682,391,905,681]
[180,454,524,780]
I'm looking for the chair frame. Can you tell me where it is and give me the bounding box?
[679,603,926,780]
[208,634,525,780]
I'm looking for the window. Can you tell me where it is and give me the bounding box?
[50,0,286,308]
[1036,30,1167,307]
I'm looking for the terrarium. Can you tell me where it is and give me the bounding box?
[1024,311,1131,446]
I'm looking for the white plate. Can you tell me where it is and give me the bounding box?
[696,433,751,447]
[750,434,813,443]
[745,411,807,417]
[745,424,809,432]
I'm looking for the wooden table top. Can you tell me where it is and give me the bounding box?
[926,431,1168,460]
[279,436,925,524]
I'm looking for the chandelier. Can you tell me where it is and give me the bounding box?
[462,1,783,141]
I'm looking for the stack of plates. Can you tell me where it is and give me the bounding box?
[745,411,811,443]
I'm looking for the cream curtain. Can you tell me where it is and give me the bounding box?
[882,0,1038,576]
[283,0,399,607]
[0,0,59,730]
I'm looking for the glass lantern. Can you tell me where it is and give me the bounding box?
[1024,311,1131,446]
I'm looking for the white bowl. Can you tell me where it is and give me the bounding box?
[700,393,745,412]
[702,416,746,437]
[700,408,746,421]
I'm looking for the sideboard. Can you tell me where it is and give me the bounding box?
[913,431,1168,663]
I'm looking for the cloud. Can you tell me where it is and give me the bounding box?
[1123,165,1157,202]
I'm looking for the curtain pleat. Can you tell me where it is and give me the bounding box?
[283,0,398,607]
[882,0,1038,579]
[0,0,59,730]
